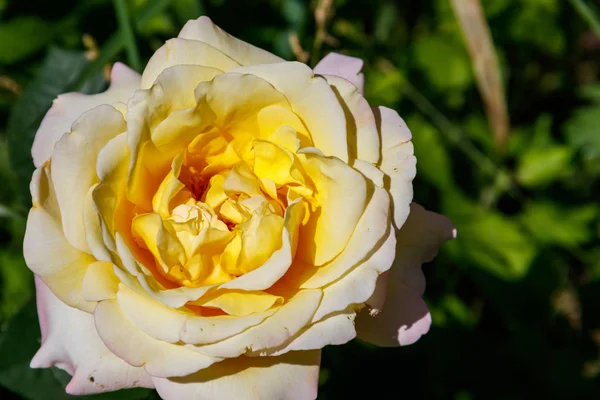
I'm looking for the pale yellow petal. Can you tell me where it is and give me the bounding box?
[178,16,284,66]
[311,227,396,322]
[296,153,368,266]
[24,207,95,312]
[115,283,276,345]
[191,290,322,358]
[32,63,140,168]
[270,310,356,356]
[195,290,282,317]
[51,105,126,253]
[230,62,349,162]
[153,350,319,400]
[84,185,112,262]
[323,74,379,163]
[94,297,222,378]
[375,106,416,228]
[298,187,391,288]
[82,261,120,302]
[141,38,237,89]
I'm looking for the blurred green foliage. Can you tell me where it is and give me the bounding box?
[0,0,600,398]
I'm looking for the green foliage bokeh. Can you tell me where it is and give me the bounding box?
[1,0,600,398]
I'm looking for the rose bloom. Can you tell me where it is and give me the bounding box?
[24,17,455,400]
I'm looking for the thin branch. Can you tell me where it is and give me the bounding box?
[450,0,509,152]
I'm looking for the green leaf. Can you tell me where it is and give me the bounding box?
[0,250,32,322]
[374,2,399,44]
[520,201,597,248]
[508,0,565,56]
[516,145,573,188]
[0,17,53,65]
[564,105,600,161]
[579,84,600,102]
[413,36,473,91]
[7,47,106,205]
[443,192,535,280]
[0,300,152,399]
[440,294,478,328]
[364,63,405,108]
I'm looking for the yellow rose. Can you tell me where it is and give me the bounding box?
[24,17,455,399]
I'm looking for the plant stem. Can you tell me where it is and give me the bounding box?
[113,0,141,72]
[568,0,600,39]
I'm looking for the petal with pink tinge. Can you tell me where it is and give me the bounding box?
[314,52,365,94]
[30,277,153,395]
[356,203,455,346]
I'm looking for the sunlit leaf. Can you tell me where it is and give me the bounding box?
[516,145,573,188]
[520,201,597,248]
[443,192,535,280]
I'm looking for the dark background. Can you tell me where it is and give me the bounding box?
[1,0,600,399]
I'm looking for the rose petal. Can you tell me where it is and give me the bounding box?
[24,186,96,312]
[298,186,389,288]
[51,105,126,253]
[356,203,455,346]
[32,63,140,168]
[141,38,238,89]
[82,261,120,302]
[295,153,368,266]
[153,350,319,400]
[314,52,365,94]
[268,310,357,357]
[311,226,396,322]
[115,283,276,345]
[374,106,416,228]
[189,290,322,358]
[84,184,112,262]
[230,62,349,162]
[319,74,379,163]
[178,16,284,66]
[30,277,153,395]
[94,293,223,378]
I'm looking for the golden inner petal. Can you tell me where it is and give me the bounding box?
[128,129,312,292]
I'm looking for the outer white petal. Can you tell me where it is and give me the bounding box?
[94,292,223,378]
[314,52,365,94]
[32,63,140,168]
[269,311,357,357]
[51,104,126,253]
[153,350,320,400]
[30,277,153,395]
[178,16,283,66]
[375,106,416,228]
[24,203,96,313]
[356,203,455,346]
